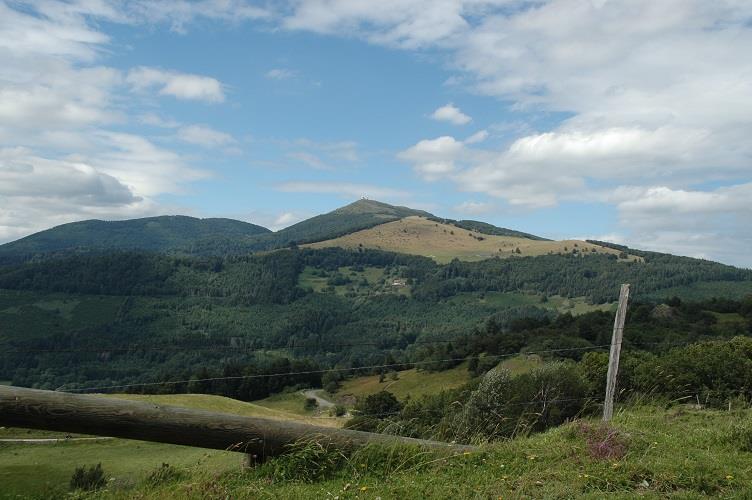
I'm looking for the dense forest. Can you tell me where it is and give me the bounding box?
[1,244,751,392]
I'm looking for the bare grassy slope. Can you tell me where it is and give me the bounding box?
[307,216,636,263]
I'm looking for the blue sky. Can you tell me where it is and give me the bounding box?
[1,1,750,266]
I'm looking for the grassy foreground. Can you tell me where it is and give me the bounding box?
[2,405,750,498]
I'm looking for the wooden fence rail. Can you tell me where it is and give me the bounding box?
[0,385,475,458]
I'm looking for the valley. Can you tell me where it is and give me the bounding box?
[0,199,751,498]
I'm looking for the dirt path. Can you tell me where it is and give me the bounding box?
[301,389,335,408]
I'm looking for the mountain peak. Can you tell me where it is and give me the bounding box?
[334,199,432,218]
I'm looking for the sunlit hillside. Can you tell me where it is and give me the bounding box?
[307,216,639,263]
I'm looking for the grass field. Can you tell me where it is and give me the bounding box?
[0,438,239,498]
[306,216,639,264]
[7,405,745,498]
[337,363,473,401]
[336,356,543,402]
[298,265,412,298]
[105,393,343,428]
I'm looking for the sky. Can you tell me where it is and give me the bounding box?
[0,1,751,267]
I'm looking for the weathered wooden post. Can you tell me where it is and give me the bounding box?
[603,283,630,422]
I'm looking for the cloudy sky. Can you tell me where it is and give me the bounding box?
[1,1,751,267]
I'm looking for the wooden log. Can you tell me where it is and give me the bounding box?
[0,386,476,457]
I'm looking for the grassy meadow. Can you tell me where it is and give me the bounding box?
[306,216,639,263]
[3,404,749,498]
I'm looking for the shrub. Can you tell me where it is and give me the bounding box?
[69,463,106,491]
[345,391,402,432]
[458,362,589,441]
[304,397,318,411]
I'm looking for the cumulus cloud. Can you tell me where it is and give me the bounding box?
[398,136,465,180]
[0,146,157,242]
[430,103,472,125]
[127,67,225,102]
[282,0,482,49]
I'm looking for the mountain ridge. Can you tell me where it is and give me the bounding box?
[0,200,550,263]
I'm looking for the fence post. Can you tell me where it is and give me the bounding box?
[603,284,630,422]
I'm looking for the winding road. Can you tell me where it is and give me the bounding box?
[301,389,335,408]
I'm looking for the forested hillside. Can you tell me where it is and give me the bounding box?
[0,216,271,264]
[1,246,750,392]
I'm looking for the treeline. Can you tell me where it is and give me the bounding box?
[415,253,752,303]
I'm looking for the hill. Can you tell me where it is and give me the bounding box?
[306,216,635,263]
[250,199,434,250]
[0,215,271,263]
[0,199,549,262]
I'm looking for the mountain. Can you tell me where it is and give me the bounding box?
[257,199,433,249]
[0,200,546,262]
[0,215,270,263]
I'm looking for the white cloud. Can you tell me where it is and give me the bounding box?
[273,212,305,230]
[177,125,236,148]
[454,200,494,215]
[139,113,181,128]
[276,181,408,199]
[127,67,225,103]
[123,0,270,33]
[0,146,160,243]
[265,68,296,80]
[398,135,465,180]
[282,0,483,49]
[464,130,488,144]
[430,103,472,125]
[287,152,332,170]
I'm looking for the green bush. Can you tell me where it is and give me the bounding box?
[69,463,106,491]
[458,362,588,441]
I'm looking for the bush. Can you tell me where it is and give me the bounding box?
[304,397,319,411]
[345,391,402,432]
[458,362,589,441]
[70,463,106,491]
